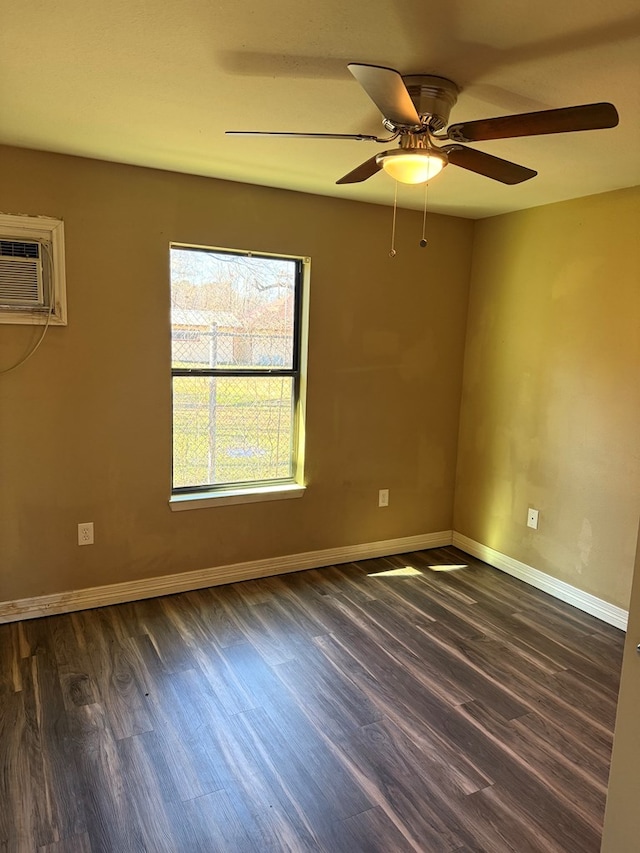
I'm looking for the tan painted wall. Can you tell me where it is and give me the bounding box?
[0,145,474,603]
[455,187,640,609]
[602,524,640,851]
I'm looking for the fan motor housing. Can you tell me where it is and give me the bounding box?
[402,75,459,130]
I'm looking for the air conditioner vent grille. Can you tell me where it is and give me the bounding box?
[0,240,43,306]
[0,240,39,259]
[0,258,43,304]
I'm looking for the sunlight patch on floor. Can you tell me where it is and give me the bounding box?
[368,566,422,578]
[426,564,468,572]
[368,563,469,578]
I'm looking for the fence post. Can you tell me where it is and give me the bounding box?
[207,324,218,483]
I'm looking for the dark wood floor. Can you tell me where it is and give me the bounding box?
[0,547,624,852]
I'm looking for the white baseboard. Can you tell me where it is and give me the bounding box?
[2,529,627,631]
[452,532,628,631]
[0,530,453,624]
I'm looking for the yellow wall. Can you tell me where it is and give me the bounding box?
[0,145,473,602]
[2,144,638,613]
[455,187,640,609]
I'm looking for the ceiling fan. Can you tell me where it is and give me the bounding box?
[226,63,619,187]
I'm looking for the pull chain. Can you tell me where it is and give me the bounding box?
[420,179,429,248]
[389,181,398,257]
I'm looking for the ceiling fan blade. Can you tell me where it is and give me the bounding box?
[447,102,619,143]
[348,63,421,127]
[444,145,537,184]
[225,130,381,141]
[336,156,382,185]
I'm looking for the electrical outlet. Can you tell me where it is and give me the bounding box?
[527,508,539,530]
[378,489,389,507]
[78,522,94,545]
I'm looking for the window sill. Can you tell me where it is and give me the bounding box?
[169,483,306,511]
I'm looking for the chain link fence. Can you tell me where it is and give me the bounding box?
[172,375,294,488]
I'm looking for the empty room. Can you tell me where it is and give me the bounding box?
[1,1,639,851]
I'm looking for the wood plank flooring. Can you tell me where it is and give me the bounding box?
[0,547,624,852]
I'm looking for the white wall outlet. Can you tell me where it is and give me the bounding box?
[378,489,389,507]
[78,521,94,545]
[527,508,539,530]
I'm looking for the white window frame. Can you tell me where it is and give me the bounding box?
[169,244,309,510]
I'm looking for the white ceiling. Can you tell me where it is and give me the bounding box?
[1,0,639,218]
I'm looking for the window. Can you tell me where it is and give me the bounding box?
[170,244,307,503]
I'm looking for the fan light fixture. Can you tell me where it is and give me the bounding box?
[376,148,448,184]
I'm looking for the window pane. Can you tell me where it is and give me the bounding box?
[170,249,296,369]
[172,375,294,488]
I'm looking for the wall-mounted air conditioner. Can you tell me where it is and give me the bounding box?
[0,214,67,325]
